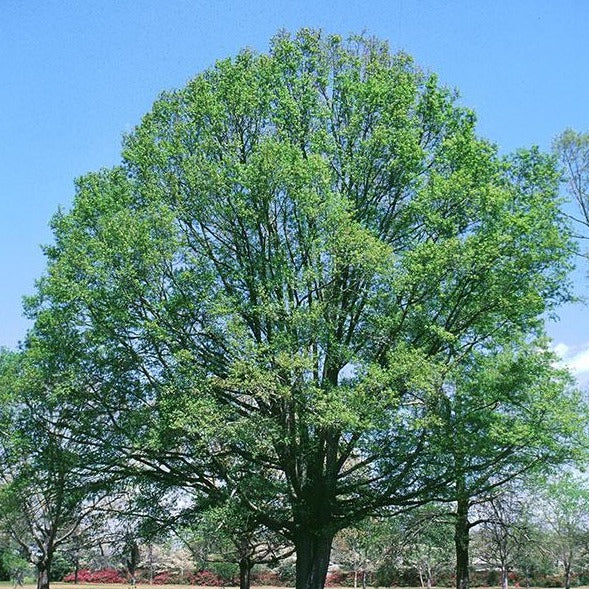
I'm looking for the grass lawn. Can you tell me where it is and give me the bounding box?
[0,585,243,589]
[0,585,246,589]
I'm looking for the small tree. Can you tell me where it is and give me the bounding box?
[432,339,584,589]
[332,509,454,589]
[474,491,533,589]
[1,544,30,588]
[0,350,111,589]
[177,501,291,589]
[554,129,589,232]
[401,510,455,589]
[332,519,392,589]
[535,474,589,589]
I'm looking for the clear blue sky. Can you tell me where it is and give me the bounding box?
[2,1,589,373]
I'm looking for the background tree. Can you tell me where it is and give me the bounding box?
[331,518,397,589]
[473,489,533,589]
[99,487,180,585]
[30,29,575,589]
[337,508,455,589]
[399,508,455,589]
[0,350,112,589]
[433,339,583,589]
[554,129,589,232]
[534,473,589,589]
[58,527,96,585]
[0,541,30,587]
[176,502,290,589]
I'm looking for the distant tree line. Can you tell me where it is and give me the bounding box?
[1,477,589,589]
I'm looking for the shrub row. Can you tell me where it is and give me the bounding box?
[63,568,239,586]
[63,569,126,584]
[64,566,589,587]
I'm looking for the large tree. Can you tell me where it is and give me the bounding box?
[30,30,574,589]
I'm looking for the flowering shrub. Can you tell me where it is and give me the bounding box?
[252,569,282,586]
[152,572,171,585]
[189,569,227,586]
[63,569,126,583]
[325,570,355,587]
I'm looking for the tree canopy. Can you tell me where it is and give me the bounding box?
[27,30,577,589]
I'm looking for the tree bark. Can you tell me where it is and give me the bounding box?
[454,496,471,589]
[501,568,508,589]
[564,560,571,589]
[36,562,51,589]
[239,557,253,589]
[148,544,154,585]
[294,531,334,589]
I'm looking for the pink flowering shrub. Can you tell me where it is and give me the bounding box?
[63,569,126,583]
[252,569,282,586]
[189,569,227,586]
[325,570,355,587]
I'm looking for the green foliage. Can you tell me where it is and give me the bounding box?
[0,348,113,589]
[442,338,583,499]
[207,561,239,583]
[535,472,589,580]
[24,29,578,589]
[49,554,73,582]
[0,547,30,584]
[0,554,10,582]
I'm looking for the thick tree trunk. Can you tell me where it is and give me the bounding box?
[454,497,471,589]
[294,531,334,589]
[239,558,253,589]
[36,562,51,589]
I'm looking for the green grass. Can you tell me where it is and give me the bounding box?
[0,584,242,589]
[0,584,247,589]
